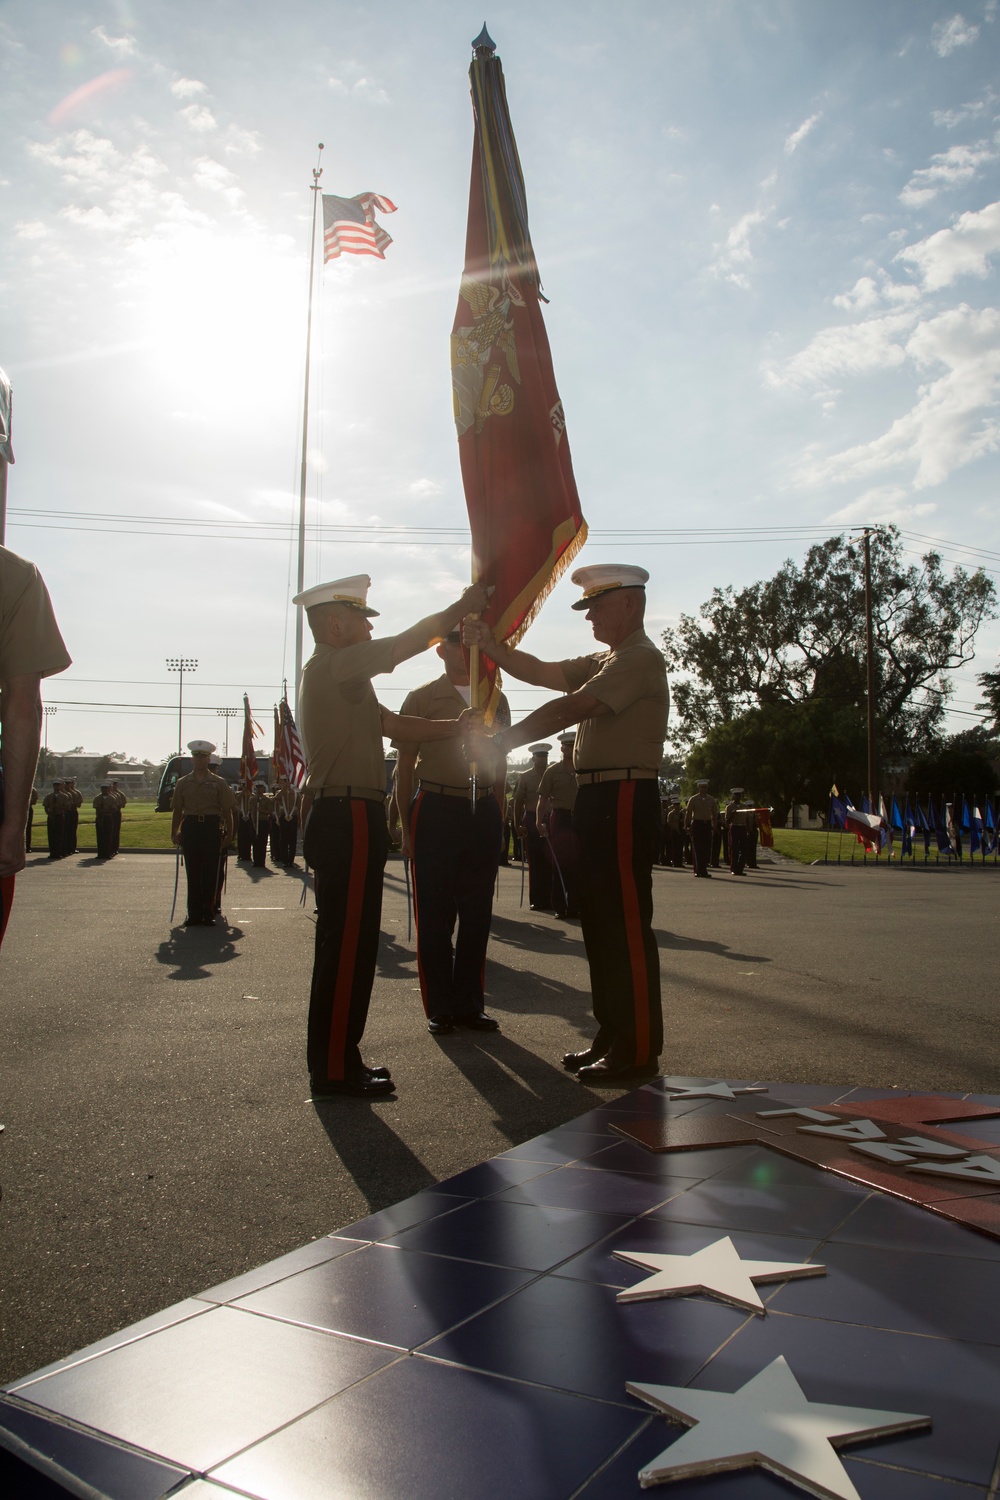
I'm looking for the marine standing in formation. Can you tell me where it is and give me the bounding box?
[684,778,718,878]
[43,780,72,859]
[93,782,119,859]
[170,740,237,926]
[465,564,668,1084]
[394,629,509,1035]
[247,779,272,869]
[235,780,253,862]
[272,776,300,866]
[295,573,490,1099]
[664,796,684,867]
[535,730,580,919]
[65,777,82,855]
[513,743,551,910]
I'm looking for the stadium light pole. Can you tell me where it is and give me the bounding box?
[216,706,239,757]
[41,704,57,783]
[165,658,198,755]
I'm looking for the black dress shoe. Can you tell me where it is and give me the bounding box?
[577,1058,658,1085]
[364,1065,392,1080]
[562,1047,604,1072]
[454,1013,500,1031]
[427,1016,456,1035]
[310,1076,395,1098]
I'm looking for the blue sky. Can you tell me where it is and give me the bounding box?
[3,0,1000,762]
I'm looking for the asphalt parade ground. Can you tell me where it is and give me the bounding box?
[1,849,998,1386]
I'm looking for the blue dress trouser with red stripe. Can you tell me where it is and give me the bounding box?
[304,796,388,1084]
[409,789,501,1019]
[574,780,662,1069]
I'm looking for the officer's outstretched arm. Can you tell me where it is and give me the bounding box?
[462,618,568,692]
[390,582,493,668]
[496,690,611,756]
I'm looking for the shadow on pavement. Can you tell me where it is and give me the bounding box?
[154,924,245,981]
[435,1031,607,1144]
[654,929,771,965]
[312,1100,437,1208]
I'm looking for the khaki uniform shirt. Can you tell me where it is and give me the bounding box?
[685,792,718,826]
[299,635,398,792]
[666,805,682,832]
[537,760,578,813]
[0,546,72,696]
[394,676,509,787]
[514,765,544,817]
[559,629,669,772]
[68,787,83,808]
[93,793,118,816]
[249,792,273,825]
[43,790,72,814]
[274,787,298,820]
[111,789,127,808]
[171,771,237,819]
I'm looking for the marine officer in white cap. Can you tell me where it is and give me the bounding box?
[684,778,718,878]
[296,571,490,1099]
[536,730,580,918]
[463,563,668,1083]
[513,742,552,910]
[170,741,237,925]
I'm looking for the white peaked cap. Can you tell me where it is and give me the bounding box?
[696,778,709,786]
[558,731,576,743]
[528,743,552,755]
[188,740,216,755]
[570,564,649,609]
[293,574,379,616]
[731,786,744,794]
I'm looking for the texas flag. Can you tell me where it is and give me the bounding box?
[844,806,885,852]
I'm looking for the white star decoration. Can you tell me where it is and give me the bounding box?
[628,1356,931,1498]
[662,1080,768,1100]
[615,1237,825,1313]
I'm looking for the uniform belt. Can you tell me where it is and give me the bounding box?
[312,786,385,803]
[192,814,221,822]
[576,768,659,784]
[418,780,493,800]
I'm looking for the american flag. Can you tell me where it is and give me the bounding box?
[240,694,260,787]
[278,699,306,789]
[322,192,397,262]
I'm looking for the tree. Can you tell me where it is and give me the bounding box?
[906,746,998,798]
[663,528,996,763]
[686,700,867,827]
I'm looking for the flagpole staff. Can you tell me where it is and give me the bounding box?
[293,143,324,719]
[468,606,480,804]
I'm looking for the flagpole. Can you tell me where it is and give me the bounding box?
[293,143,324,719]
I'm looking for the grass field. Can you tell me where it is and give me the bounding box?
[30,801,174,852]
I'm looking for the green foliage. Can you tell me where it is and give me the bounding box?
[686,700,866,826]
[663,527,996,760]
[905,746,999,797]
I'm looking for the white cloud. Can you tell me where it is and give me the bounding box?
[899,141,996,205]
[765,310,918,389]
[327,74,390,105]
[92,25,136,57]
[931,13,980,55]
[897,199,1000,289]
[192,158,245,207]
[827,485,937,524]
[407,478,443,498]
[171,78,207,99]
[710,203,773,288]
[180,104,217,133]
[797,305,1000,491]
[784,112,821,155]
[223,127,262,157]
[932,92,994,127]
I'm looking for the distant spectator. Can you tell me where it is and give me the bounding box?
[0,545,71,948]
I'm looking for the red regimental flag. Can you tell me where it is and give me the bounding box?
[452,33,586,719]
[240,694,260,788]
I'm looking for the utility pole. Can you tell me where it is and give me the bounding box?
[165,658,198,756]
[216,706,239,757]
[862,529,877,806]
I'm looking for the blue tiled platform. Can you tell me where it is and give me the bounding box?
[4,1080,1000,1498]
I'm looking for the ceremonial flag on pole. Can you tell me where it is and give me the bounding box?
[272,706,285,782]
[970,803,984,855]
[240,694,260,788]
[985,797,996,854]
[878,795,893,853]
[829,794,848,830]
[452,27,586,717]
[844,805,883,852]
[278,698,307,790]
[901,796,914,857]
[322,193,397,261]
[930,794,950,854]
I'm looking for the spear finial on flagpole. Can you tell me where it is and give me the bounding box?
[472,24,496,55]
